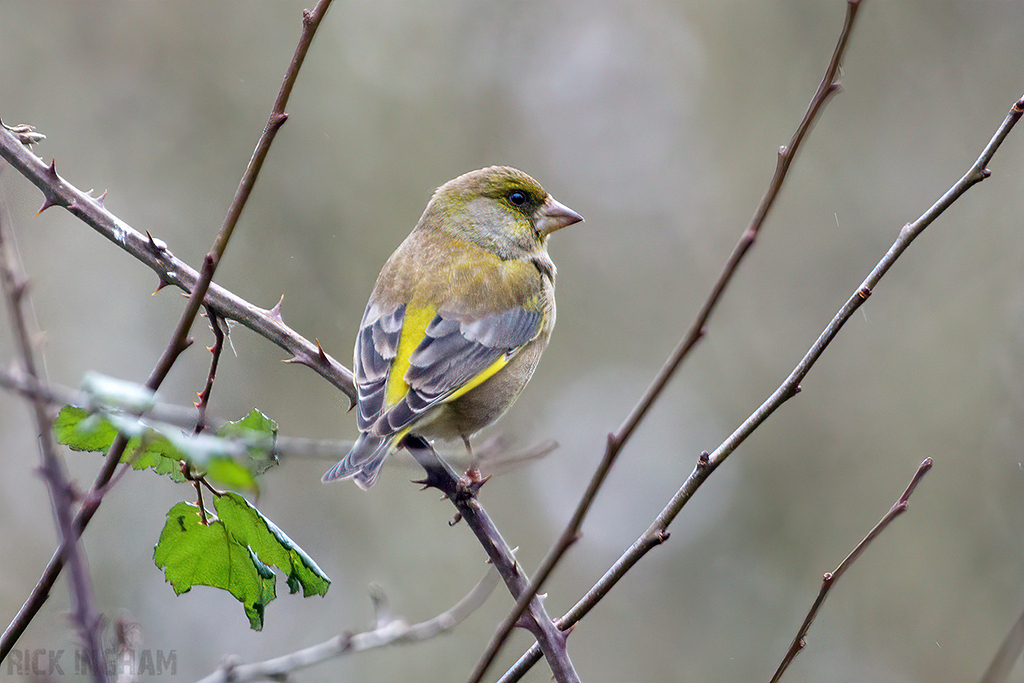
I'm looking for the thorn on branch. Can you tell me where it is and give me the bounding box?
[145,231,170,257]
[268,296,285,323]
[36,196,58,215]
[282,352,315,369]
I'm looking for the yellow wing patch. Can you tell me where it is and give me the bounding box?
[446,353,511,401]
[386,306,437,407]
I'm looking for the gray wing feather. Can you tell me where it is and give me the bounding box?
[354,303,405,431]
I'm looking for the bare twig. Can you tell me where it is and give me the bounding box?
[770,458,932,683]
[473,2,865,681]
[195,570,500,683]
[0,0,337,661]
[499,90,1024,683]
[405,438,580,683]
[0,178,108,681]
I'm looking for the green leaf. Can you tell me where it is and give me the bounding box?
[218,409,279,473]
[212,493,330,598]
[153,501,276,630]
[54,406,117,452]
[153,493,330,630]
[54,405,277,490]
[127,436,188,483]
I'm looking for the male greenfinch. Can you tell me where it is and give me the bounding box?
[323,166,582,489]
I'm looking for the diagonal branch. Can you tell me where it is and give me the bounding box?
[0,0,338,662]
[978,604,1024,683]
[470,2,865,681]
[0,175,108,682]
[769,458,932,683]
[405,438,580,683]
[0,90,353,400]
[498,90,1024,683]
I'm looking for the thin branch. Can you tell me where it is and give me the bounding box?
[498,90,1024,683]
[0,99,353,400]
[405,438,580,683]
[0,0,337,661]
[0,369,357,462]
[472,2,865,681]
[193,308,226,435]
[770,458,932,683]
[0,177,108,681]
[195,570,500,683]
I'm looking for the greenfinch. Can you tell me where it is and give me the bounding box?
[323,166,582,489]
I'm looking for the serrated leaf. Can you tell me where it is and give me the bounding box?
[127,436,188,483]
[153,494,329,630]
[55,405,272,490]
[153,501,276,630]
[212,493,330,598]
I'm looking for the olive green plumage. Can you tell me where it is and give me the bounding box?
[323,166,582,489]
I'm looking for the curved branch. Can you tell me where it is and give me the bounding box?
[196,569,499,683]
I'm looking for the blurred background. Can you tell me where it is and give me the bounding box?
[1,2,1022,682]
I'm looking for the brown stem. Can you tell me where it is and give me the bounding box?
[769,458,932,683]
[0,0,337,661]
[405,438,580,683]
[475,2,865,681]
[497,87,1024,683]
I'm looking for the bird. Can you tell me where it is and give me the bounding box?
[322,166,582,489]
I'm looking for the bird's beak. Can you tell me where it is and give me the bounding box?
[537,196,583,237]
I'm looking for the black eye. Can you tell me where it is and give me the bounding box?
[508,190,527,207]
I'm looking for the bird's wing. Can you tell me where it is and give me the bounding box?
[354,301,543,438]
[353,302,404,431]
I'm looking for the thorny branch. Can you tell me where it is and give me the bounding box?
[406,437,580,683]
[0,0,337,661]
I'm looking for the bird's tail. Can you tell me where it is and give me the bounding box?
[321,433,394,489]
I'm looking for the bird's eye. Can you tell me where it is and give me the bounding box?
[508,190,527,207]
